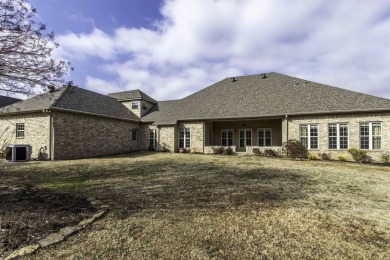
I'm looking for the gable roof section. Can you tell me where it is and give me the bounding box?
[0,95,22,108]
[143,72,390,125]
[0,86,141,122]
[107,89,157,104]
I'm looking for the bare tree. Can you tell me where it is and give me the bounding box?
[0,0,72,95]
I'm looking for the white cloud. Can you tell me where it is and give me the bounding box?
[56,0,390,100]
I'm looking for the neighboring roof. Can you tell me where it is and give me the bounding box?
[143,72,390,125]
[107,89,157,103]
[0,95,21,108]
[0,86,141,122]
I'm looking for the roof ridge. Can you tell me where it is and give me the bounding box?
[50,85,71,108]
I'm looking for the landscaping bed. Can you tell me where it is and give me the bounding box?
[0,185,97,258]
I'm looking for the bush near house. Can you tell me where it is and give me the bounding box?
[320,153,331,161]
[348,148,368,163]
[381,151,390,164]
[308,154,318,160]
[338,156,347,161]
[283,139,308,159]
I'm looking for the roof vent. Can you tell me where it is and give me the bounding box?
[261,73,267,79]
[48,86,56,93]
[231,77,237,82]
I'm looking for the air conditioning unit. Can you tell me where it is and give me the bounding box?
[6,144,32,162]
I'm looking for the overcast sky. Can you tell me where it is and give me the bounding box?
[28,0,390,101]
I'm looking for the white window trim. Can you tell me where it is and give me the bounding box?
[258,128,272,146]
[150,129,157,148]
[360,122,382,150]
[328,123,349,150]
[300,124,319,150]
[131,101,139,109]
[221,129,234,146]
[239,129,252,148]
[179,128,191,148]
[16,123,25,139]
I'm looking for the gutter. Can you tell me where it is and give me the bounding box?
[48,107,141,123]
[143,108,390,126]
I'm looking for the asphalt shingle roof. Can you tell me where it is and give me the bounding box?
[142,72,390,125]
[0,95,21,108]
[0,86,140,122]
[107,89,157,104]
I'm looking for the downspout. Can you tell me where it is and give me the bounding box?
[285,115,289,143]
[203,122,205,154]
[51,113,55,161]
[157,125,160,151]
[48,112,52,160]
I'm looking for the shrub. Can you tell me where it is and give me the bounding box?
[252,148,261,156]
[224,147,235,155]
[212,146,225,155]
[348,148,368,163]
[338,156,347,161]
[283,139,308,159]
[308,153,318,160]
[380,151,390,164]
[264,149,277,157]
[180,148,190,153]
[320,153,331,160]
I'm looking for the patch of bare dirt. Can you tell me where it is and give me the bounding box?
[0,185,97,258]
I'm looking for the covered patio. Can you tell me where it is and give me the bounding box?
[204,118,284,153]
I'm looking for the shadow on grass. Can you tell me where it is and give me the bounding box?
[1,155,315,220]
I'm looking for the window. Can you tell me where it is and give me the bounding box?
[258,128,272,146]
[221,129,233,146]
[142,103,147,110]
[360,122,382,150]
[300,124,318,149]
[132,130,137,141]
[149,129,157,149]
[239,129,252,148]
[131,101,139,109]
[179,128,190,148]
[328,124,348,149]
[16,123,25,138]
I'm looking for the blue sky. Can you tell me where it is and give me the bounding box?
[26,0,390,100]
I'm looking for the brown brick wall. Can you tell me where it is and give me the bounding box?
[0,113,50,159]
[52,112,139,160]
[285,112,390,161]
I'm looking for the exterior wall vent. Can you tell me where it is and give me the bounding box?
[231,77,237,82]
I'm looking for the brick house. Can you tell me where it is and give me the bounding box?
[1,72,390,160]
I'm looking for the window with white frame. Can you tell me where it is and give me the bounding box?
[328,123,348,149]
[142,103,147,110]
[16,123,25,138]
[258,128,272,146]
[360,122,382,150]
[221,129,233,146]
[179,128,191,148]
[300,124,318,149]
[131,101,139,109]
[149,129,157,149]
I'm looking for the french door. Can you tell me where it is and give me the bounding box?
[239,129,252,148]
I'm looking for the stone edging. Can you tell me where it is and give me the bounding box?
[5,197,110,260]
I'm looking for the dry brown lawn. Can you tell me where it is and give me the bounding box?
[1,152,389,259]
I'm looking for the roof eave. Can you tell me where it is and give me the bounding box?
[49,107,141,122]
